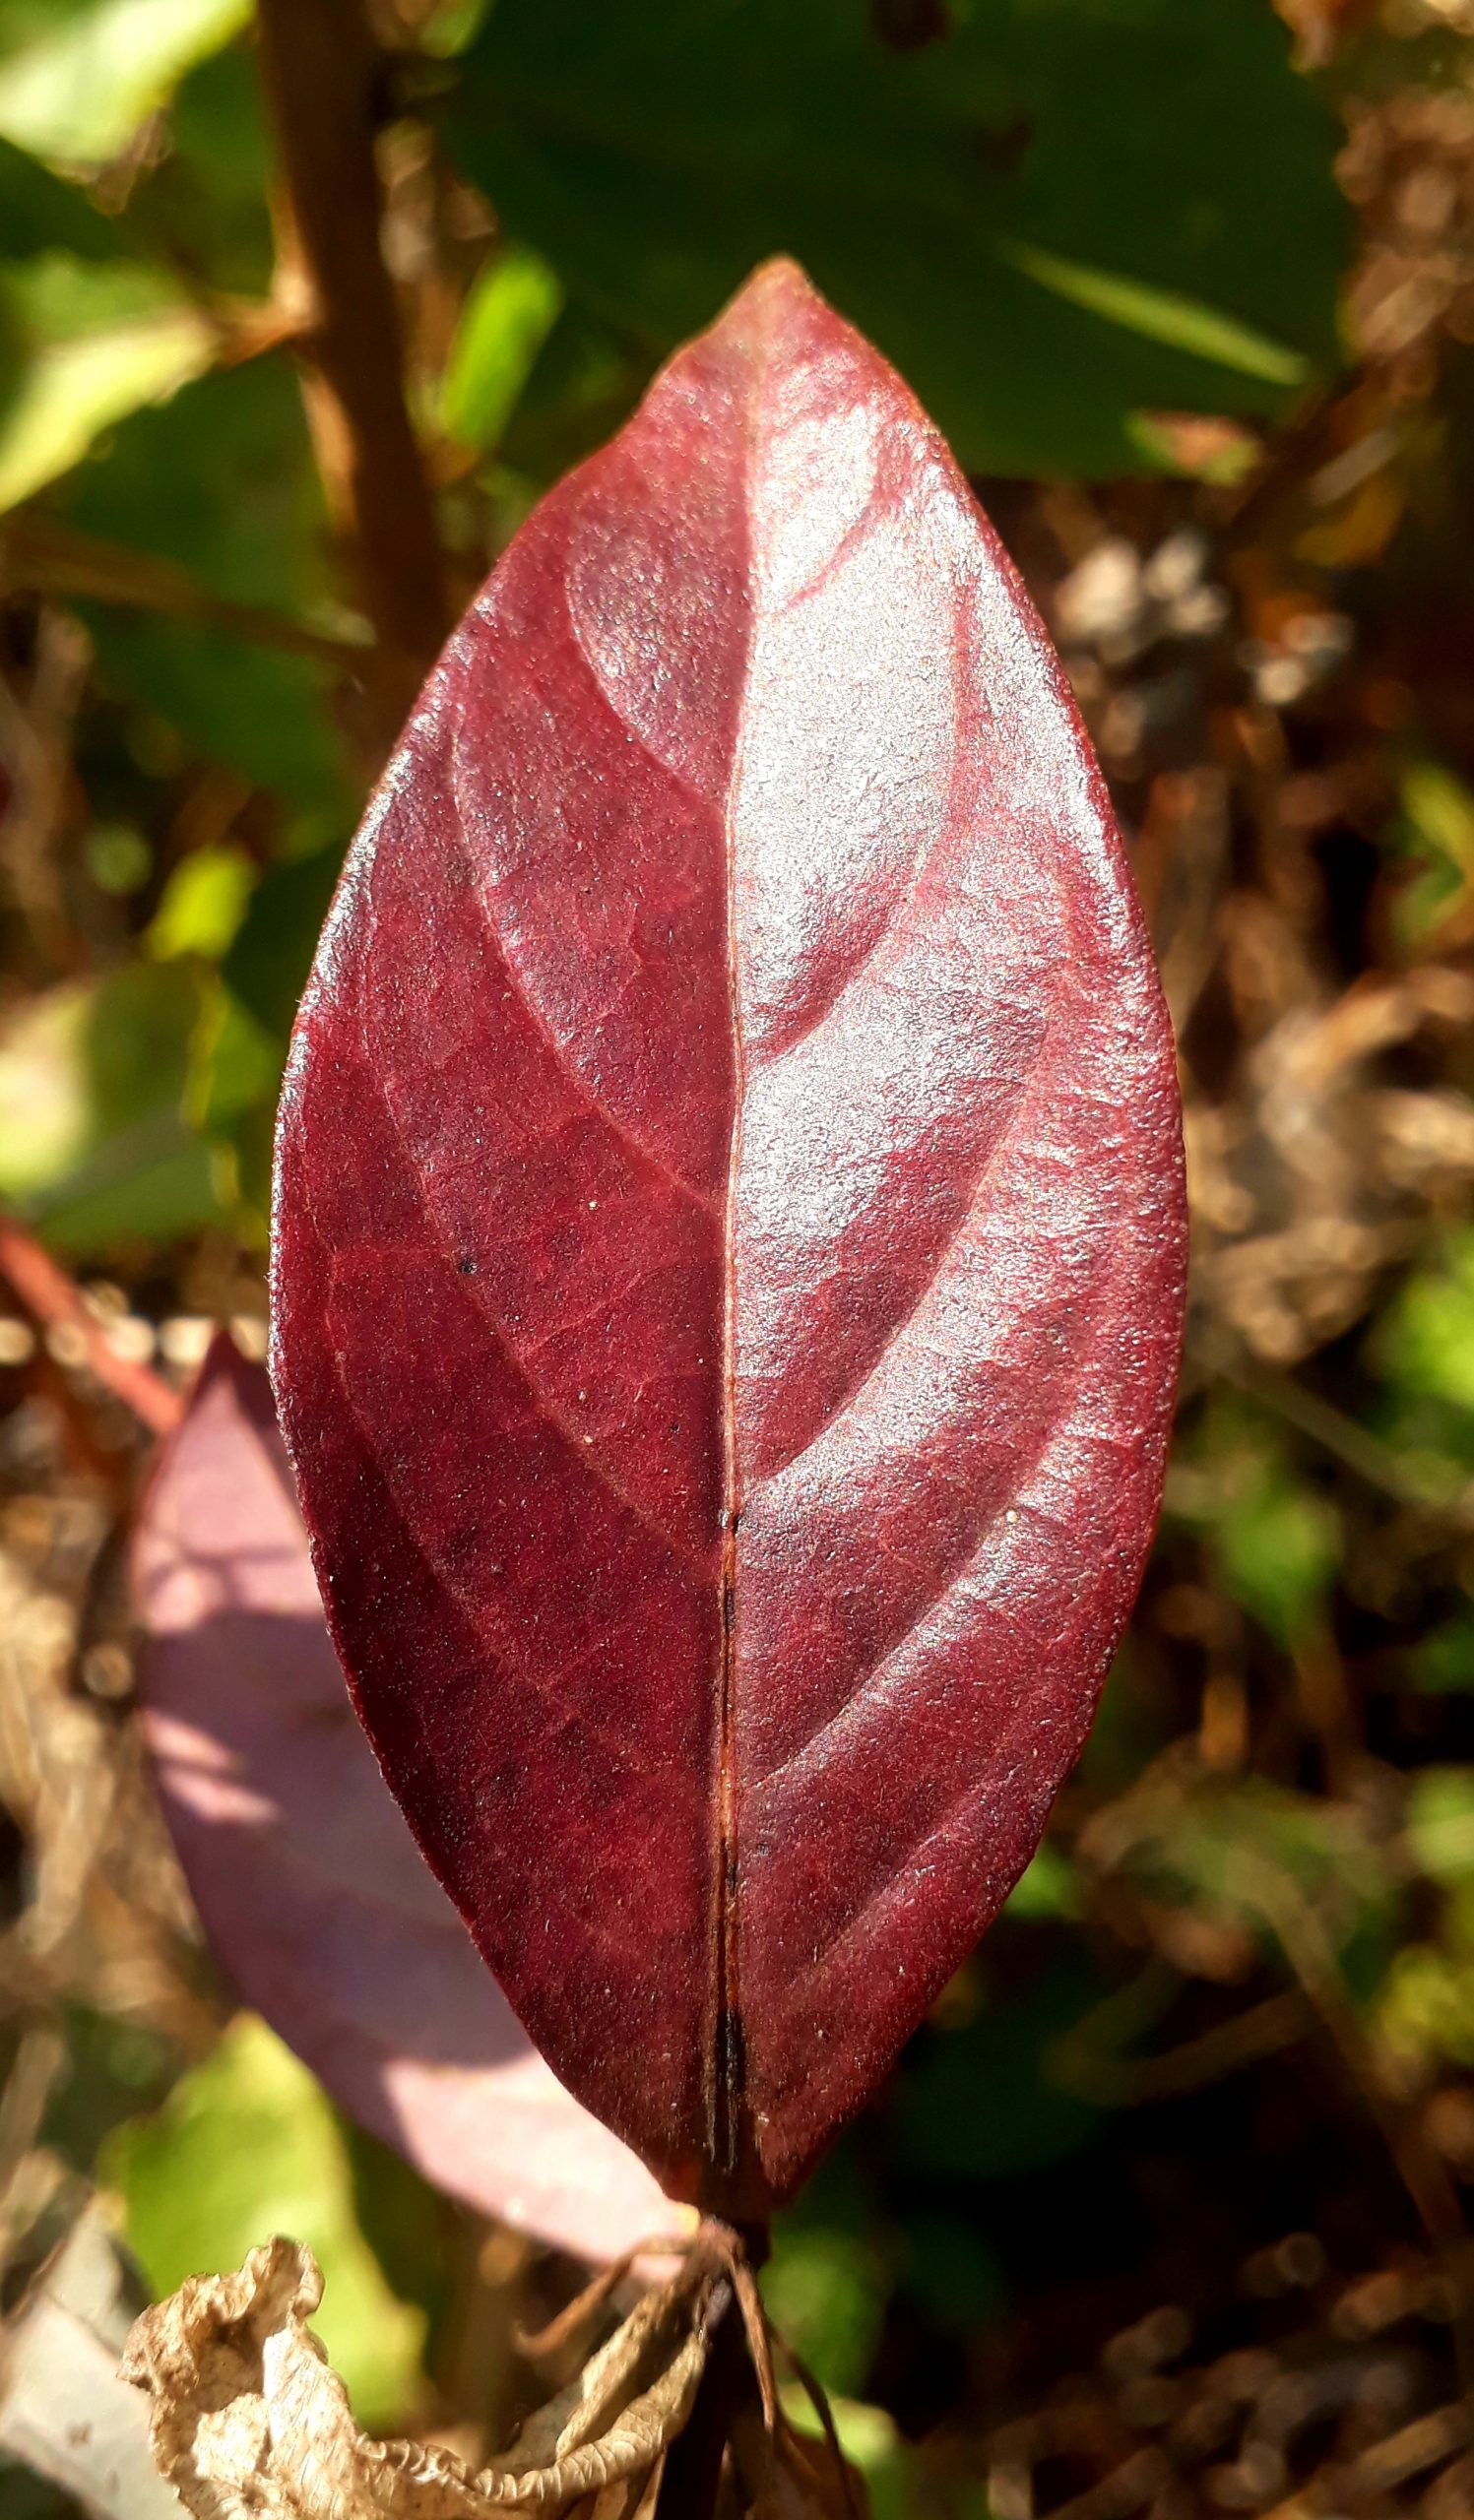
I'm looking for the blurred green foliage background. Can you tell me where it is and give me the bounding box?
[3,2,1474,2513]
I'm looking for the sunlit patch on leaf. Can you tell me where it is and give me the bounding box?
[1378,1231,1474,1420]
[1002,1840,1081,1922]
[1378,1772,1474,2075]
[0,0,252,168]
[760,2227,888,2402]
[0,255,216,513]
[994,238,1311,387]
[0,965,220,1250]
[147,842,255,962]
[442,245,564,454]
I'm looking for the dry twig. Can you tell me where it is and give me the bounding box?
[255,0,449,734]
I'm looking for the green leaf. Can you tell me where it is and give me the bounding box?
[40,2005,176,2174]
[61,356,352,812]
[0,252,215,511]
[0,983,100,1205]
[1002,1838,1080,1922]
[1377,1771,1474,2071]
[1174,1400,1339,1650]
[442,243,563,451]
[0,963,221,1250]
[498,301,653,481]
[1409,1606,1474,1695]
[420,0,492,55]
[783,2389,916,2520]
[762,2227,888,2399]
[896,1958,1104,2181]
[1400,759,1474,875]
[222,839,344,1038]
[342,2125,457,2362]
[898,2210,1006,2337]
[1123,406,1261,484]
[1387,759,1474,950]
[1379,1232,1474,1418]
[1378,1941,1474,2072]
[0,0,251,167]
[444,0,1349,475]
[993,237,1310,388]
[1107,1775,1396,1987]
[1213,1461,1339,1649]
[179,839,346,1232]
[181,840,346,1234]
[101,2015,426,2430]
[1406,1769,1474,1885]
[147,840,255,960]
[191,978,279,1130]
[0,129,120,258]
[88,615,348,816]
[64,353,332,616]
[127,42,277,297]
[188,976,281,1236]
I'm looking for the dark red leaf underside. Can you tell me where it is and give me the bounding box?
[271,258,1186,2217]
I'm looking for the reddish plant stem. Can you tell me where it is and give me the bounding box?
[0,1216,181,1437]
[254,0,449,734]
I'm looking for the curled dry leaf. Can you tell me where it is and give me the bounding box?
[273,255,1186,2216]
[133,1333,681,2262]
[120,2236,711,2520]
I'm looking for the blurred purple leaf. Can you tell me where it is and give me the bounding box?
[132,1332,682,2264]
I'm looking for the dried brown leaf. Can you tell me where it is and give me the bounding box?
[729,2389,867,2520]
[749,2432,868,2520]
[567,2464,665,2520]
[499,2280,700,2475]
[120,2236,710,2520]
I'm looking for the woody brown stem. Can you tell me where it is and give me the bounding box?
[656,2275,750,2520]
[254,0,449,736]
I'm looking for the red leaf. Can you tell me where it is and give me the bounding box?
[133,1333,682,2261]
[272,259,1186,2217]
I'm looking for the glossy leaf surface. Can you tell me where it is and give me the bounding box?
[272,261,1186,2215]
[133,1334,679,2262]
